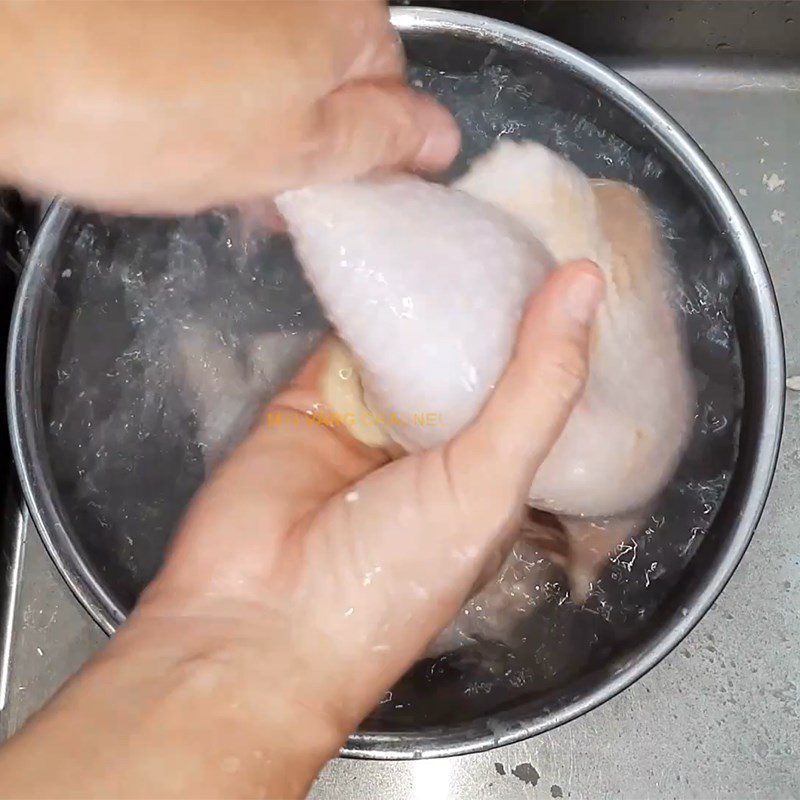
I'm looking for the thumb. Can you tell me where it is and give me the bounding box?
[307,80,461,179]
[445,260,605,529]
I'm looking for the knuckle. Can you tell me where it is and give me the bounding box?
[319,97,354,160]
[545,344,589,398]
[381,90,422,158]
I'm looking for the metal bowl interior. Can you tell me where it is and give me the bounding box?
[8,9,783,759]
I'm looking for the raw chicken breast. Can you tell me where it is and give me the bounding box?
[277,141,694,519]
[276,141,695,654]
[276,175,556,451]
[457,143,694,517]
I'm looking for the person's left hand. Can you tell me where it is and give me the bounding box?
[0,0,459,214]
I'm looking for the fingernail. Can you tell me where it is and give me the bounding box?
[565,269,604,325]
[414,102,462,170]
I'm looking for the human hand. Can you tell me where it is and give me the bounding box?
[0,0,459,214]
[142,260,602,786]
[0,261,601,800]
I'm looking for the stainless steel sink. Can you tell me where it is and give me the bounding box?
[3,2,799,796]
[0,193,34,727]
[399,0,800,61]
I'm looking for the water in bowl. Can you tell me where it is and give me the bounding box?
[42,64,742,730]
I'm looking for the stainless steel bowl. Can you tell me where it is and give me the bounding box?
[8,8,784,759]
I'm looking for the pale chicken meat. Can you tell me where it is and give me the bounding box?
[277,173,556,452]
[456,143,694,518]
[276,141,695,651]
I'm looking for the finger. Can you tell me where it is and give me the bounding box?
[306,80,461,178]
[445,260,605,519]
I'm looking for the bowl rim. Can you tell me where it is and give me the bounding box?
[7,6,785,761]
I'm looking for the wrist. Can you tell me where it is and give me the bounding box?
[124,587,353,781]
[0,591,349,800]
[100,599,349,797]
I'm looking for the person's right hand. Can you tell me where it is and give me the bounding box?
[0,261,602,800]
[0,0,460,214]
